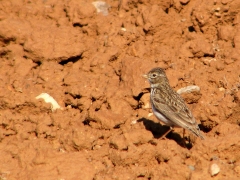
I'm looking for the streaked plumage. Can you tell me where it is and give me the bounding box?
[143,67,204,139]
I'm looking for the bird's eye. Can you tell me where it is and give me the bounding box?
[152,73,157,78]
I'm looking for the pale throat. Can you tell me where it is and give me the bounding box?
[150,83,160,88]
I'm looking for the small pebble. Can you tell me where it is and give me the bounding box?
[35,93,62,111]
[148,113,153,117]
[219,87,225,92]
[215,12,221,18]
[92,1,110,16]
[210,163,220,176]
[215,7,221,12]
[177,85,200,94]
[131,120,137,124]
[188,165,195,171]
[143,102,150,109]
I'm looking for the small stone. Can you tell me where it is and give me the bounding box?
[92,1,110,16]
[148,113,153,117]
[188,165,195,171]
[121,27,126,31]
[215,7,221,12]
[177,85,200,94]
[210,163,220,176]
[219,87,225,92]
[131,120,137,124]
[215,12,221,18]
[35,93,62,111]
[143,102,150,109]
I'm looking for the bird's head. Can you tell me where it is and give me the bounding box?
[143,67,168,86]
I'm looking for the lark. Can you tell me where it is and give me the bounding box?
[143,67,204,140]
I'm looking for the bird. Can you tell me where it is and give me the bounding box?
[143,67,204,140]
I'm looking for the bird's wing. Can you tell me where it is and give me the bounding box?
[151,88,203,138]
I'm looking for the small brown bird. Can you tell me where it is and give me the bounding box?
[143,67,204,139]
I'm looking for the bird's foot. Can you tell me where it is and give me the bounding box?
[160,127,173,140]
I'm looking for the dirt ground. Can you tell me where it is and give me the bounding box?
[0,0,240,179]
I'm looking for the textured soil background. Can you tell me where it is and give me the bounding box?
[0,0,240,179]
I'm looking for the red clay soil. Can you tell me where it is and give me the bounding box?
[0,0,240,179]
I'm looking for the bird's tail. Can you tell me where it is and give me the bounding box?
[190,125,205,140]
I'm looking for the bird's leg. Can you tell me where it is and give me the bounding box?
[160,126,173,139]
[182,129,185,139]
[181,129,187,148]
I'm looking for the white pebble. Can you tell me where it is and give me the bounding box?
[188,165,195,171]
[210,163,220,176]
[36,93,61,111]
[131,120,137,124]
[148,113,153,117]
[92,1,110,16]
[143,102,150,109]
[177,85,200,94]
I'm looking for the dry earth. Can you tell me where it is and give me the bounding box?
[0,0,240,179]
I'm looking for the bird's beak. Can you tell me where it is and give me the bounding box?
[142,74,148,78]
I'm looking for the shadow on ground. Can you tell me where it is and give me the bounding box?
[138,118,193,149]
